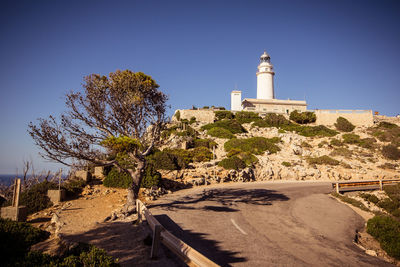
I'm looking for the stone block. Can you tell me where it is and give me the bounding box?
[94,166,105,179]
[1,206,28,222]
[74,170,91,182]
[47,189,66,204]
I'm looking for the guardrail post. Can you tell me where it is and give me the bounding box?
[150,224,162,259]
[379,179,383,191]
[336,182,339,194]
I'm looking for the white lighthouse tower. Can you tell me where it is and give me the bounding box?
[256,51,275,99]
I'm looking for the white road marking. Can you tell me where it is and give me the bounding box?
[231,219,247,235]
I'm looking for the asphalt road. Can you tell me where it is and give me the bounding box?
[149,181,393,267]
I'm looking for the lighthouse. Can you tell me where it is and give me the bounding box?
[256,51,275,99]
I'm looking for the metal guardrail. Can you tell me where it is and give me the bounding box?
[136,200,220,267]
[332,179,400,193]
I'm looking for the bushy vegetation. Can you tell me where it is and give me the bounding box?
[103,168,132,189]
[370,122,400,146]
[342,134,376,149]
[224,137,280,155]
[367,215,400,259]
[359,193,379,204]
[300,141,312,148]
[193,138,217,149]
[330,138,344,147]
[382,144,400,160]
[214,110,234,120]
[334,117,355,132]
[281,124,338,137]
[378,162,398,170]
[63,179,87,198]
[218,156,246,170]
[0,218,50,265]
[281,161,291,167]
[289,110,316,124]
[174,110,181,121]
[201,119,246,134]
[235,111,261,123]
[330,147,352,158]
[331,193,369,211]
[207,127,235,139]
[103,164,162,189]
[20,181,59,215]
[307,155,339,166]
[140,164,162,189]
[149,147,213,170]
[252,113,291,128]
[367,184,400,219]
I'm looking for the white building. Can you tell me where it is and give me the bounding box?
[231,51,307,114]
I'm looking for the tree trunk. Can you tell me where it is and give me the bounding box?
[124,158,146,214]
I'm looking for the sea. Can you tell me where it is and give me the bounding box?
[0,174,67,186]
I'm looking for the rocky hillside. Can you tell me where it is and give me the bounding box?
[158,112,400,185]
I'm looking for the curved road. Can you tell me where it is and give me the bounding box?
[149,181,393,267]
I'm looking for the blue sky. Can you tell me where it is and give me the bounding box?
[0,0,399,174]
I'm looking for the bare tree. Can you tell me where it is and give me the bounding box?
[28,70,168,213]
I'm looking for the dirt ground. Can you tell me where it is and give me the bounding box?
[28,184,181,267]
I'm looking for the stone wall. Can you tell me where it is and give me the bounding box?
[172,109,215,123]
[315,110,374,127]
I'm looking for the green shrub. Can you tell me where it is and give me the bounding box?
[214,110,234,120]
[331,193,369,211]
[369,122,400,145]
[307,155,339,165]
[330,138,344,147]
[150,147,212,170]
[342,133,360,144]
[189,117,196,124]
[359,193,379,204]
[192,147,213,162]
[264,113,291,127]
[218,156,246,170]
[103,168,132,189]
[207,127,235,139]
[318,140,329,148]
[202,106,209,109]
[281,124,338,137]
[20,181,58,214]
[378,122,398,129]
[282,161,291,167]
[378,163,398,170]
[334,117,355,132]
[289,110,316,124]
[0,218,50,265]
[140,164,161,189]
[201,119,246,134]
[174,110,181,121]
[237,152,258,166]
[193,138,217,149]
[384,184,400,202]
[226,148,241,157]
[367,215,400,259]
[235,111,261,123]
[224,137,280,155]
[301,141,312,148]
[16,243,119,266]
[63,179,86,198]
[148,151,179,170]
[382,145,400,160]
[377,198,399,214]
[252,113,291,128]
[330,147,352,158]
